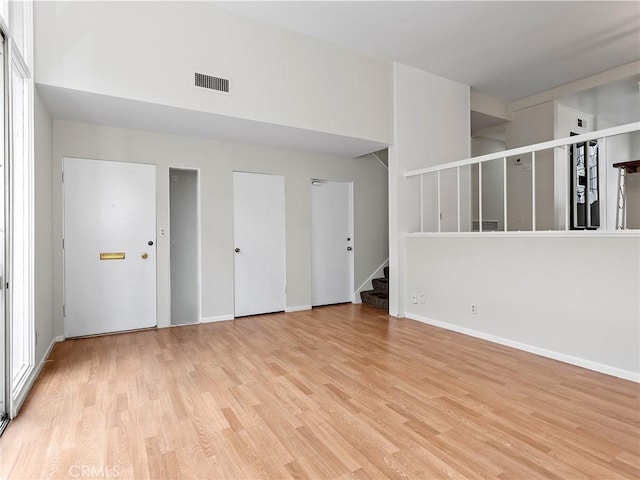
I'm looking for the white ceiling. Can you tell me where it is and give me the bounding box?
[39,1,640,157]
[558,75,640,126]
[219,1,640,102]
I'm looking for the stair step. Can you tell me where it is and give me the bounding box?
[383,266,389,278]
[372,277,388,294]
[360,290,389,311]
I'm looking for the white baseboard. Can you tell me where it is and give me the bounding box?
[285,305,311,313]
[201,314,234,324]
[11,336,58,418]
[354,258,389,304]
[406,312,640,383]
[55,335,65,342]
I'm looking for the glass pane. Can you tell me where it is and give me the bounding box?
[0,35,6,418]
[11,60,28,384]
[9,0,24,58]
[0,1,8,30]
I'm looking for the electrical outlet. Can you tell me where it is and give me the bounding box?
[410,294,418,304]
[160,228,166,237]
[471,304,477,314]
[419,294,426,304]
[516,213,523,223]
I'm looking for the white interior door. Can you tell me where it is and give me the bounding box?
[63,158,157,337]
[311,180,354,306]
[233,172,285,317]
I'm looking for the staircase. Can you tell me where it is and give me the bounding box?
[360,266,389,311]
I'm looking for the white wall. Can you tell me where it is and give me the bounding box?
[471,136,506,230]
[405,234,640,380]
[34,88,55,363]
[389,63,470,316]
[51,120,389,335]
[34,1,393,145]
[605,130,640,229]
[627,161,640,229]
[598,118,640,230]
[505,102,556,230]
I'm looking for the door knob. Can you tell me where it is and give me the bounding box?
[141,253,149,259]
[235,248,240,253]
[347,246,353,251]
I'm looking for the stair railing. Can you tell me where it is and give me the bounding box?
[403,121,640,233]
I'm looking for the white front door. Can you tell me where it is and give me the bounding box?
[63,158,157,337]
[233,172,286,317]
[311,180,354,306]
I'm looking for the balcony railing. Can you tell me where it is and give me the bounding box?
[403,122,640,233]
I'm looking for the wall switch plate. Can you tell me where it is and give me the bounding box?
[419,294,426,304]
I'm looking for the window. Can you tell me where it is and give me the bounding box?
[10,51,34,392]
[0,0,34,419]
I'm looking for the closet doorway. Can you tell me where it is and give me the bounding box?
[169,168,200,325]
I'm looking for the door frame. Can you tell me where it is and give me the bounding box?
[232,171,287,317]
[311,179,355,306]
[168,166,202,326]
[0,31,7,430]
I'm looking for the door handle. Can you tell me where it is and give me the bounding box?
[141,253,148,259]
[347,246,353,251]
[235,248,240,253]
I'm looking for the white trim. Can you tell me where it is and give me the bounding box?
[404,230,640,239]
[353,258,389,304]
[406,313,640,383]
[285,305,311,313]
[201,314,234,324]
[55,336,64,342]
[347,181,355,303]
[10,335,57,418]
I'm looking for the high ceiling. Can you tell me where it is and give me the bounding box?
[38,1,639,156]
[219,1,640,102]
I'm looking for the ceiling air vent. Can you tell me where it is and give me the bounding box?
[195,72,229,93]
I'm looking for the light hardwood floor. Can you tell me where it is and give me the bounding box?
[1,304,638,479]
